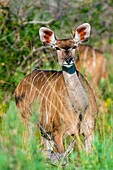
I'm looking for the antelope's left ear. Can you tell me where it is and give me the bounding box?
[74,23,91,44]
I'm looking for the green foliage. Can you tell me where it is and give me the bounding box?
[0,101,53,170]
[79,114,113,170]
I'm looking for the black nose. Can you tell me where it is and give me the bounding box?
[65,58,73,64]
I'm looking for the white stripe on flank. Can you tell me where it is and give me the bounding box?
[37,72,56,100]
[29,71,43,96]
[37,72,73,128]
[24,76,29,110]
[19,77,27,110]
[45,73,59,123]
[102,58,107,74]
[83,46,89,61]
[92,49,96,68]
[40,72,59,127]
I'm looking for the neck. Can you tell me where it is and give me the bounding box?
[62,64,88,115]
[62,64,76,74]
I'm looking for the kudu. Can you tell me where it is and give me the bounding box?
[76,44,108,87]
[15,23,98,153]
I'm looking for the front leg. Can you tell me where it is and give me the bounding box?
[53,131,64,153]
[81,112,95,153]
[84,129,94,153]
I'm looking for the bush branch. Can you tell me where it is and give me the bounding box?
[23,19,55,25]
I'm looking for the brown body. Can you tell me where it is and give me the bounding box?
[15,69,97,153]
[15,24,98,153]
[76,44,108,86]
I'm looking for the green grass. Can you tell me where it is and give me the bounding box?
[0,101,46,170]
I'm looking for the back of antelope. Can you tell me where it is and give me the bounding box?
[15,23,98,153]
[76,44,108,86]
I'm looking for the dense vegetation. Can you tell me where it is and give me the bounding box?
[0,0,113,169]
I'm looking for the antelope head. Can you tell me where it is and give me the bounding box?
[39,23,91,68]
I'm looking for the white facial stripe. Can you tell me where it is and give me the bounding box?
[63,65,73,68]
[63,61,75,68]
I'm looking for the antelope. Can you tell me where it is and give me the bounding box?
[76,44,108,87]
[76,44,108,114]
[14,23,98,154]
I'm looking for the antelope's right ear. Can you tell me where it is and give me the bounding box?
[39,27,56,45]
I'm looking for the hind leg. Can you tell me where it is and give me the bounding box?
[18,108,33,145]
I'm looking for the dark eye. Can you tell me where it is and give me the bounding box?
[72,46,77,49]
[55,47,60,50]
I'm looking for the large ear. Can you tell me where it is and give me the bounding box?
[74,23,91,44]
[39,27,56,45]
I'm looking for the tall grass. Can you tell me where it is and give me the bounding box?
[0,96,113,169]
[0,101,54,170]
